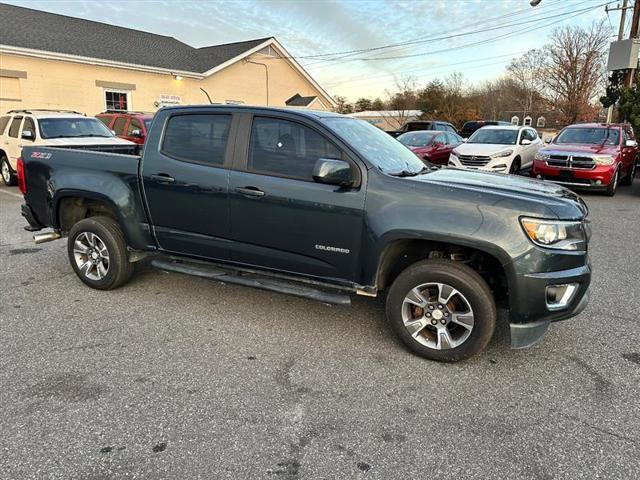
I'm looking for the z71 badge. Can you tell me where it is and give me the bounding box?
[31,152,52,160]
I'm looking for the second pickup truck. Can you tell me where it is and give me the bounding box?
[19,105,591,362]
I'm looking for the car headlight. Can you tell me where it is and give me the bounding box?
[592,155,614,165]
[491,150,513,158]
[520,217,586,251]
[535,151,551,161]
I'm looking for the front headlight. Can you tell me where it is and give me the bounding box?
[520,217,586,251]
[491,150,513,158]
[535,151,551,161]
[592,155,614,165]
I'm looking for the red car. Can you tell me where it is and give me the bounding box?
[96,111,154,145]
[397,130,463,166]
[532,123,638,196]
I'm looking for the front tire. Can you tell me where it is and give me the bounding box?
[605,167,620,196]
[67,216,134,290]
[509,157,521,175]
[621,161,636,186]
[1,156,17,186]
[385,259,496,362]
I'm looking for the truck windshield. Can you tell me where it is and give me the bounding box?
[324,117,427,175]
[468,129,518,145]
[554,127,620,145]
[39,118,114,139]
[397,131,438,147]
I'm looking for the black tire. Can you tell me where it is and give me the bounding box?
[1,156,17,186]
[67,216,134,290]
[621,161,636,186]
[605,167,620,196]
[385,259,496,362]
[509,157,521,175]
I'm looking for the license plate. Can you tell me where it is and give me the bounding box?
[559,170,574,180]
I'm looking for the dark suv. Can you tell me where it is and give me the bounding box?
[460,120,512,138]
[96,111,153,145]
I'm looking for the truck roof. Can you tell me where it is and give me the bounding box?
[159,104,345,119]
[565,123,626,129]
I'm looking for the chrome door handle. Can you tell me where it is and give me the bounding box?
[235,186,265,197]
[150,173,175,183]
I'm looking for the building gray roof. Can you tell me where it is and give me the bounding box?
[285,94,318,107]
[0,3,271,73]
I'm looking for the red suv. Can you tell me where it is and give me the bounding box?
[532,123,638,196]
[397,130,463,166]
[96,111,153,145]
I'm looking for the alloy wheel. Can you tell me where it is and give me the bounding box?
[1,161,10,184]
[401,282,474,350]
[73,232,110,280]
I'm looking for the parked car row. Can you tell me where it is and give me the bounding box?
[394,119,638,196]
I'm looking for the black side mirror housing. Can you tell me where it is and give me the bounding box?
[312,158,353,187]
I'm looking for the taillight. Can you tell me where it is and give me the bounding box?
[17,157,26,194]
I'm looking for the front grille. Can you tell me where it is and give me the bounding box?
[546,154,595,169]
[458,154,491,167]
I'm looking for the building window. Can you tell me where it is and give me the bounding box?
[537,116,546,128]
[524,116,532,126]
[511,115,519,125]
[257,45,280,58]
[105,90,129,112]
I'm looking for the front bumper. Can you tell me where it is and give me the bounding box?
[532,160,616,190]
[449,154,512,173]
[507,251,591,349]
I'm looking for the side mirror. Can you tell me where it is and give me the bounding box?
[131,129,144,138]
[312,158,353,187]
[625,139,638,147]
[520,139,532,145]
[544,136,553,144]
[21,130,35,141]
[462,138,468,142]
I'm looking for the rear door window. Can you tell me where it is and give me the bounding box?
[112,116,127,135]
[248,117,341,181]
[162,114,232,166]
[8,116,22,138]
[0,116,10,135]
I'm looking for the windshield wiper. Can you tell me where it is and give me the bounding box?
[388,166,431,177]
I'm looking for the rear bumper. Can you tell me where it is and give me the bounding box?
[532,160,616,189]
[21,203,44,231]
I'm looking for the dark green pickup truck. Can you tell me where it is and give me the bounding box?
[19,105,591,362]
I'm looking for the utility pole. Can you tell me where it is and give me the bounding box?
[606,0,636,121]
[618,0,629,41]
[627,0,640,87]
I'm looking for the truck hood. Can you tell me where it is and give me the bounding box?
[408,167,588,219]
[40,136,135,146]
[453,143,515,156]
[540,143,618,155]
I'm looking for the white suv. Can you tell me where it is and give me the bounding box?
[0,109,135,186]
[448,125,542,174]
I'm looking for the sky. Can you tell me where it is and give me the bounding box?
[4,0,623,100]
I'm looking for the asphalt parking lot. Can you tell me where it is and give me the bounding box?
[0,179,639,480]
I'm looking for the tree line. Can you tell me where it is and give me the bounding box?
[334,21,610,130]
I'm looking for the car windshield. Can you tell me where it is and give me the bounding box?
[39,118,114,139]
[324,117,427,175]
[554,127,620,145]
[468,128,518,145]
[397,131,438,147]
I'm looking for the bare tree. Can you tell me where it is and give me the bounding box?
[544,21,610,123]
[507,49,547,113]
[333,95,353,114]
[354,97,373,112]
[382,76,418,128]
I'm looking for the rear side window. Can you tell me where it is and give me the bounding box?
[0,116,10,135]
[248,117,341,181]
[23,117,36,133]
[162,114,231,165]
[96,115,112,127]
[112,117,127,135]
[8,117,22,138]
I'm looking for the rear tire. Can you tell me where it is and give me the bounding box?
[621,161,636,186]
[67,216,134,290]
[1,157,17,186]
[605,167,620,196]
[385,259,496,362]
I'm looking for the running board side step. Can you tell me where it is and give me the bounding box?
[151,258,351,306]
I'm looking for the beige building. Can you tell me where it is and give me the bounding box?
[0,4,335,115]
[349,110,422,131]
